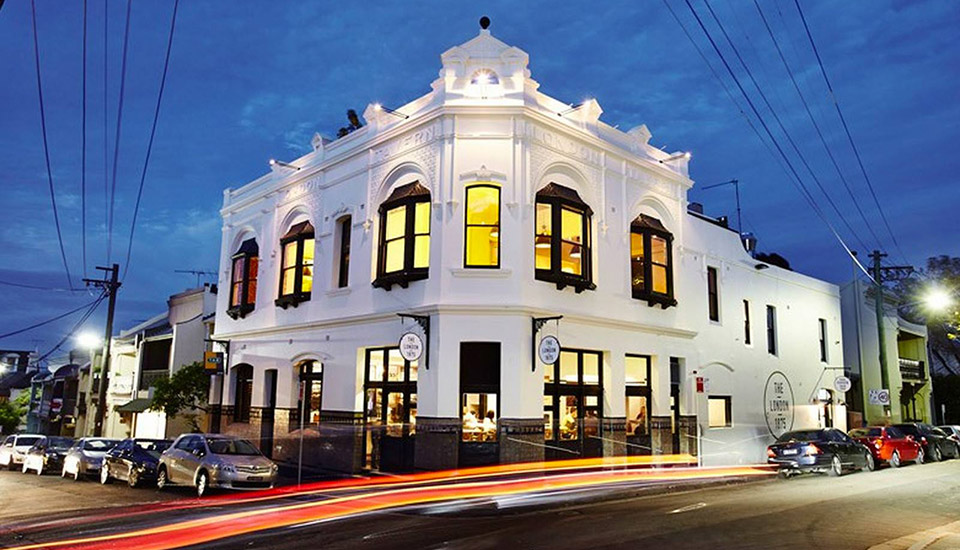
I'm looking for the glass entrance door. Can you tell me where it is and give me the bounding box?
[544,349,603,460]
[363,348,417,472]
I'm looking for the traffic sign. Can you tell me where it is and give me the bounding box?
[868,389,890,406]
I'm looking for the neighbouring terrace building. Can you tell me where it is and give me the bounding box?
[211,21,846,473]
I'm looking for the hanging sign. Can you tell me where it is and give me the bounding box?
[399,332,424,362]
[204,351,224,374]
[763,371,795,439]
[833,376,852,393]
[538,335,561,365]
[50,398,63,414]
[868,389,890,406]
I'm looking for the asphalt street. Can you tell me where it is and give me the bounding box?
[1,459,959,550]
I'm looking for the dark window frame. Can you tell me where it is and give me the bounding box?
[543,348,603,444]
[373,182,431,290]
[233,364,253,423]
[297,360,324,427]
[766,305,778,355]
[337,216,351,288]
[707,266,720,321]
[708,395,733,428]
[630,214,676,308]
[275,221,315,309]
[625,354,651,437]
[534,184,595,293]
[227,238,259,319]
[818,318,828,362]
[463,184,501,269]
[743,299,751,345]
[460,342,501,443]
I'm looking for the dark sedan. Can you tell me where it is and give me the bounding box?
[100,438,173,488]
[894,423,960,463]
[767,428,874,477]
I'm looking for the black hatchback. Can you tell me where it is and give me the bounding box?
[100,438,173,487]
[893,423,960,463]
[767,428,874,477]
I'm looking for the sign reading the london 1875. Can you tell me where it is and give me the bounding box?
[398,332,424,362]
[538,335,561,365]
[764,371,795,439]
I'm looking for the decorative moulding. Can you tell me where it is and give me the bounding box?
[459,164,507,184]
[449,268,512,279]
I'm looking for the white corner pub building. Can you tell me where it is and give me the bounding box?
[211,20,846,473]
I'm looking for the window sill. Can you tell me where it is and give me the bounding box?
[536,271,595,294]
[226,304,255,320]
[326,287,352,297]
[449,268,512,278]
[373,270,428,290]
[632,290,677,309]
[275,293,311,309]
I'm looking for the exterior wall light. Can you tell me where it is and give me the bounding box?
[558,101,591,117]
[659,152,692,164]
[372,103,409,119]
[269,159,300,171]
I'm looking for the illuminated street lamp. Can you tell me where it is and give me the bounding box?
[923,287,954,312]
[77,331,102,350]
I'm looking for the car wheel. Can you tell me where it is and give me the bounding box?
[828,455,843,477]
[73,467,80,481]
[60,465,67,478]
[196,471,209,498]
[932,445,942,462]
[915,448,925,465]
[890,451,901,468]
[127,467,140,488]
[863,452,875,472]
[156,467,168,490]
[21,462,29,474]
[36,463,42,476]
[100,465,111,485]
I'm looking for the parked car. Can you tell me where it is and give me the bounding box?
[767,428,874,477]
[157,434,278,497]
[0,434,44,471]
[938,425,960,443]
[848,426,922,467]
[893,423,960,462]
[100,438,173,487]
[21,436,75,475]
[61,438,119,480]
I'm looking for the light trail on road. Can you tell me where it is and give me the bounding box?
[5,462,774,550]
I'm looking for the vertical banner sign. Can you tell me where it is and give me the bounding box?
[763,371,795,439]
[696,377,705,393]
[204,351,224,374]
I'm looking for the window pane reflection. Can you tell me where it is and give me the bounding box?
[626,395,648,436]
[560,395,579,440]
[386,392,405,437]
[559,351,578,384]
[387,349,405,382]
[462,393,498,442]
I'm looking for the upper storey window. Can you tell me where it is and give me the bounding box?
[464,184,500,268]
[227,238,258,319]
[275,221,314,309]
[373,182,431,290]
[630,214,675,308]
[534,183,594,293]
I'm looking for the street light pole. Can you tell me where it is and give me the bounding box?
[84,264,121,437]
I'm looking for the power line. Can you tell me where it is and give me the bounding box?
[29,0,75,291]
[791,0,909,265]
[103,0,109,265]
[699,0,872,255]
[678,0,874,281]
[752,0,884,251]
[106,0,133,265]
[0,279,88,293]
[35,293,106,364]
[0,295,103,341]
[82,0,88,279]
[123,0,181,280]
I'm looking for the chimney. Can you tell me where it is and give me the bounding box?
[741,232,758,257]
[717,215,729,228]
[688,202,704,214]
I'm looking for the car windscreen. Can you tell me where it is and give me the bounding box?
[47,437,73,450]
[885,427,905,438]
[82,439,118,451]
[895,424,920,436]
[135,440,171,457]
[17,437,42,447]
[776,430,823,443]
[206,438,261,456]
[849,428,881,438]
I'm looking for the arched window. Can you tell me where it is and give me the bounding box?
[233,364,253,423]
[227,238,258,319]
[297,361,323,427]
[630,214,675,307]
[534,183,594,293]
[373,182,431,289]
[275,221,315,308]
[464,184,500,268]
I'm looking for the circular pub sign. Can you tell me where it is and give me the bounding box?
[538,335,561,365]
[763,371,795,439]
[833,375,852,393]
[398,332,423,362]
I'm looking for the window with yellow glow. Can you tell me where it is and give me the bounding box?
[708,396,732,428]
[534,183,594,293]
[630,215,675,308]
[374,182,431,289]
[227,238,258,319]
[464,185,500,268]
[276,221,314,308]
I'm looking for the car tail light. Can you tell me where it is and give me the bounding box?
[921,437,928,444]
[805,444,822,455]
[766,447,776,458]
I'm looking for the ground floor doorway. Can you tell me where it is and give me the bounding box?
[363,347,418,472]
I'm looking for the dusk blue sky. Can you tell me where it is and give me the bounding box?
[1,1,957,360]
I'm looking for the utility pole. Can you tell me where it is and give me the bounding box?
[870,250,915,421]
[84,264,121,437]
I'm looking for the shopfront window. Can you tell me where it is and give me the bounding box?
[543,349,603,457]
[534,183,594,293]
[708,396,732,428]
[227,238,258,319]
[276,221,314,308]
[462,393,498,442]
[374,182,431,289]
[363,347,417,471]
[297,360,323,426]
[630,214,675,307]
[233,364,253,423]
[625,355,650,439]
[460,343,500,446]
[464,185,500,268]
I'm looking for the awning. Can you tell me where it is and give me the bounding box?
[115,398,154,413]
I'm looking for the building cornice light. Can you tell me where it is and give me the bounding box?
[659,152,692,164]
[372,103,409,119]
[269,159,300,171]
[558,100,592,117]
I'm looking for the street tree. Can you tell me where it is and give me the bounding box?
[0,391,30,434]
[150,361,209,431]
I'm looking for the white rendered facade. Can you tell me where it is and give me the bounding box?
[212,25,845,471]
